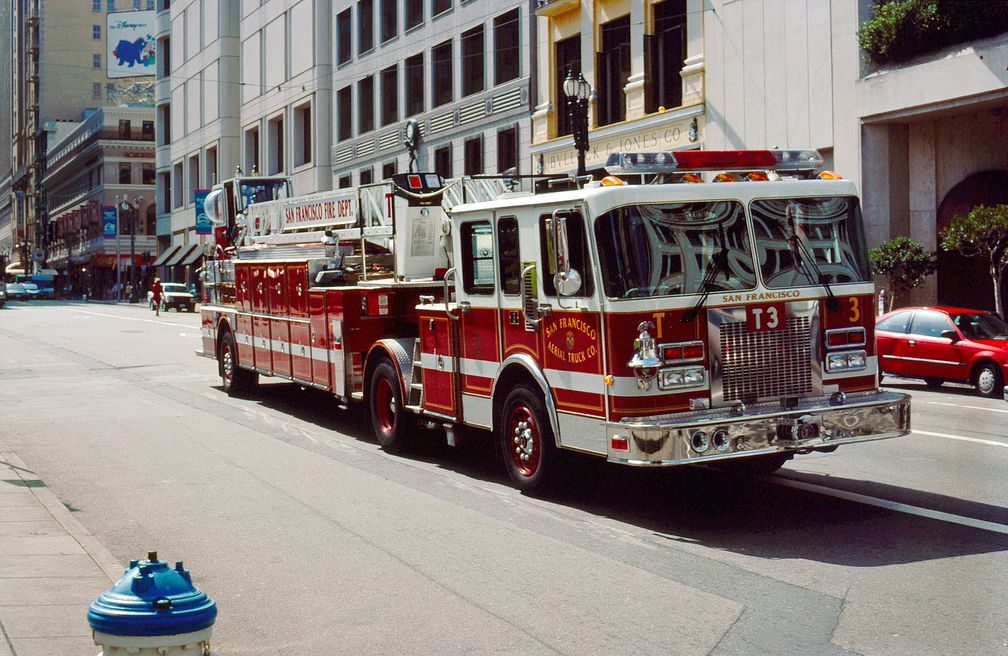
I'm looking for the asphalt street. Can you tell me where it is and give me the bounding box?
[0,300,1006,655]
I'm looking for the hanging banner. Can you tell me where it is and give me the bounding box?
[102,206,117,239]
[195,189,212,235]
[106,10,156,79]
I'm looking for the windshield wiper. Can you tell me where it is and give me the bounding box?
[785,206,839,311]
[682,223,730,323]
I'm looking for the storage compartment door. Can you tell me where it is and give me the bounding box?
[309,291,331,390]
[290,321,312,382]
[251,265,271,370]
[419,312,457,417]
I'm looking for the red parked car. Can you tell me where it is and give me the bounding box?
[876,306,1008,397]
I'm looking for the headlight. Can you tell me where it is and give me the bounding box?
[825,350,867,372]
[658,366,706,390]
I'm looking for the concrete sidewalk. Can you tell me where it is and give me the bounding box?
[0,452,122,656]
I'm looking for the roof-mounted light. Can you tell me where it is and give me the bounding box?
[604,149,825,176]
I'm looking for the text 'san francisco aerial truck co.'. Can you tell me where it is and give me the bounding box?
[197,149,910,491]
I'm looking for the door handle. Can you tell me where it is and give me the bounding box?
[907,340,916,346]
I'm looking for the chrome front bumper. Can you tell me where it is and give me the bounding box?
[607,390,910,466]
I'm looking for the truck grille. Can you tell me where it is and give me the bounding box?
[720,317,813,403]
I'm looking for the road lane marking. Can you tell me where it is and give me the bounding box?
[913,429,1008,449]
[770,476,1008,535]
[73,309,194,329]
[926,400,1008,414]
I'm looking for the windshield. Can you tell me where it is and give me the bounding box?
[595,201,756,299]
[163,283,188,293]
[951,312,1008,340]
[750,196,871,288]
[238,178,291,210]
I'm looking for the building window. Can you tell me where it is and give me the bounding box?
[133,0,140,8]
[160,38,170,77]
[434,145,451,178]
[432,0,450,17]
[142,120,154,139]
[338,174,352,189]
[646,0,686,113]
[92,83,101,99]
[598,15,630,126]
[380,0,396,43]
[244,126,260,173]
[432,39,452,108]
[404,0,422,31]
[497,126,517,174]
[106,83,116,101]
[337,85,352,141]
[119,162,132,184]
[93,0,100,12]
[358,76,374,133]
[358,0,373,55]
[93,25,101,40]
[267,115,284,174]
[147,0,154,9]
[405,53,424,117]
[158,104,171,145]
[380,65,398,126]
[188,155,200,200]
[382,160,396,180]
[464,136,482,175]
[206,146,217,184]
[142,163,155,185]
[93,53,101,69]
[461,25,484,97]
[293,104,311,167]
[493,10,519,85]
[118,120,131,139]
[555,34,580,137]
[107,0,115,11]
[337,9,352,65]
[159,172,171,215]
[360,168,373,184]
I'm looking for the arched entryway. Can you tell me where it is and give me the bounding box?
[936,170,1008,313]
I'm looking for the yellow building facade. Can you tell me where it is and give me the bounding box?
[530,0,705,174]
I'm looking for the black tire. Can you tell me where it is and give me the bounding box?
[924,377,943,390]
[973,361,1003,398]
[219,331,258,396]
[716,452,792,477]
[368,359,414,453]
[498,385,560,493]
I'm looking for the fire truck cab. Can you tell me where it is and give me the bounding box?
[199,150,910,492]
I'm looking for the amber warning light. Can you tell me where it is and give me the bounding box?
[604,149,824,175]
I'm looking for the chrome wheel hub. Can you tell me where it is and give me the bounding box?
[513,420,535,462]
[978,369,995,394]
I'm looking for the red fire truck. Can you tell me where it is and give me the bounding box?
[197,150,910,491]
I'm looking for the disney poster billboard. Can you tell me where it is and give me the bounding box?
[106,10,156,79]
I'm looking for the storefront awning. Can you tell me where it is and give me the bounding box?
[150,245,180,268]
[162,246,190,267]
[180,244,205,267]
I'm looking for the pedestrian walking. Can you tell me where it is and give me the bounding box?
[125,282,134,303]
[151,277,163,316]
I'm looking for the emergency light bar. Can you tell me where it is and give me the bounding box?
[604,149,824,175]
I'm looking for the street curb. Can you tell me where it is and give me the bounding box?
[3,452,124,583]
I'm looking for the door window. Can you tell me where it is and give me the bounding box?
[539,212,593,297]
[876,310,911,334]
[497,216,520,295]
[461,221,495,295]
[908,311,953,338]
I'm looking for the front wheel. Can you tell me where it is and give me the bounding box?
[498,385,560,493]
[220,331,258,396]
[369,359,414,452]
[973,362,1003,397]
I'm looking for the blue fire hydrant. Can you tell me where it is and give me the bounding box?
[87,551,217,655]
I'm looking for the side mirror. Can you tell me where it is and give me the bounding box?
[940,329,960,343]
[551,210,581,297]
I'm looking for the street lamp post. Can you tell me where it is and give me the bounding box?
[124,197,138,301]
[563,71,593,177]
[114,195,122,301]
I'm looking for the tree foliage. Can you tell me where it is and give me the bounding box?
[869,236,937,311]
[940,204,1008,316]
[858,0,1008,66]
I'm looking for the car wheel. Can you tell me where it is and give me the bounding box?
[220,331,258,396]
[924,377,943,390]
[368,358,414,453]
[498,384,561,493]
[973,361,1003,398]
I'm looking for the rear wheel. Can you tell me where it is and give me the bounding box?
[369,359,414,453]
[924,377,943,390]
[220,331,258,396]
[499,385,559,493]
[973,361,1002,397]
